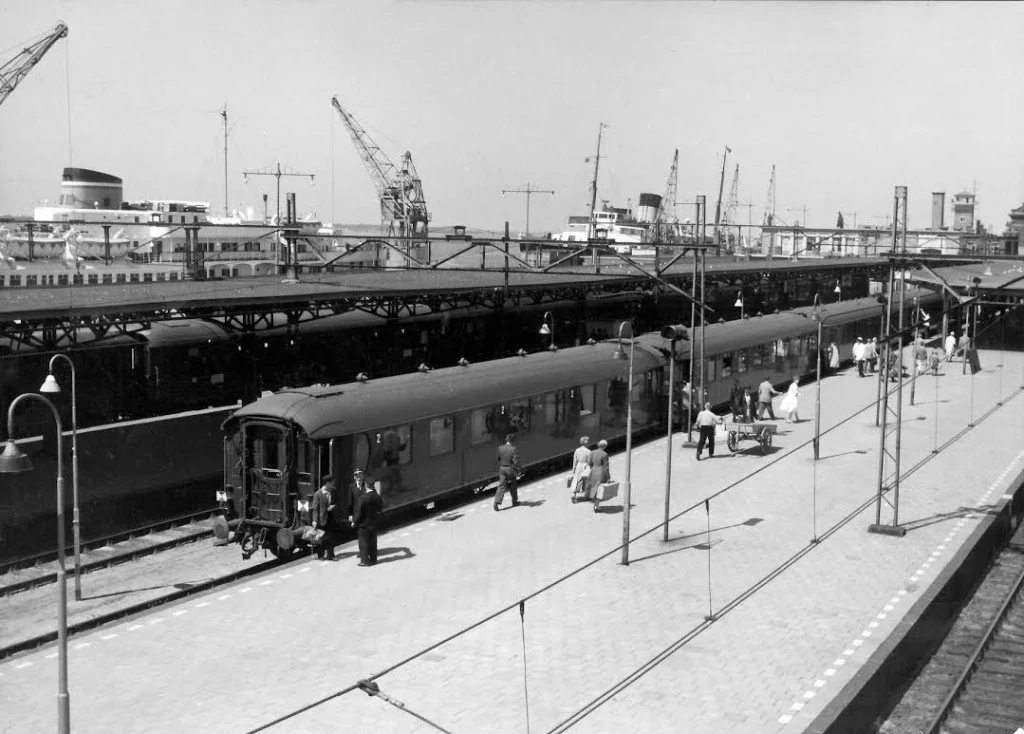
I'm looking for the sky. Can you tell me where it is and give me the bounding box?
[1,0,1022,235]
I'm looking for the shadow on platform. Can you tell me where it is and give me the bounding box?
[818,448,870,461]
[628,518,763,564]
[83,579,218,601]
[899,503,1000,533]
[373,547,415,565]
[516,500,546,508]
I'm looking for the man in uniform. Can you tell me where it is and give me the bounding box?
[311,475,337,560]
[351,480,383,567]
[348,468,370,523]
[494,433,521,511]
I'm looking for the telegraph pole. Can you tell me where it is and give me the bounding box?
[786,205,809,228]
[242,163,315,224]
[221,105,229,216]
[501,183,555,238]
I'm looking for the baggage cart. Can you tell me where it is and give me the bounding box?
[723,421,777,455]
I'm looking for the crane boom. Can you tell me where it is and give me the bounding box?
[763,164,776,226]
[650,149,679,244]
[330,95,428,236]
[0,22,68,109]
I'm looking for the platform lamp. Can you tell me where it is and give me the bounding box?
[614,321,635,565]
[660,324,689,542]
[538,311,556,351]
[834,279,842,302]
[0,393,71,734]
[40,354,81,602]
[734,293,744,319]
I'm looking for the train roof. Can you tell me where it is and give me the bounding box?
[223,339,665,439]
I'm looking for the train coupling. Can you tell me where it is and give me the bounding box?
[240,527,267,560]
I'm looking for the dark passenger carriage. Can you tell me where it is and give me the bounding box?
[219,339,666,556]
[217,290,943,558]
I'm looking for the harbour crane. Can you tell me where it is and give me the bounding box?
[330,96,429,241]
[723,163,740,246]
[649,149,679,245]
[0,22,68,109]
[762,164,776,227]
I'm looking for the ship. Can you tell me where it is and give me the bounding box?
[0,168,378,287]
[551,193,693,256]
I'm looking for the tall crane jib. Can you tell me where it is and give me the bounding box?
[330,96,430,262]
[0,22,68,109]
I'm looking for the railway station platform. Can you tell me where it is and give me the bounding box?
[2,349,1024,733]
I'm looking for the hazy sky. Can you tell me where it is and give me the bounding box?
[1,1,1022,234]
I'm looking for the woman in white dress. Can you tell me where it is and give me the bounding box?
[828,342,840,371]
[779,377,801,423]
[569,436,591,502]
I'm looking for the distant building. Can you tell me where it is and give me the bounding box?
[760,225,966,258]
[951,191,976,233]
[1005,202,1024,252]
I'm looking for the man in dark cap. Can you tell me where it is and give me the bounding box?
[494,433,521,511]
[351,477,383,566]
[311,475,337,560]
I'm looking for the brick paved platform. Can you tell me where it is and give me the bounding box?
[2,349,1023,734]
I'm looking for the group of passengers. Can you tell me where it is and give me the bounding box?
[568,436,611,503]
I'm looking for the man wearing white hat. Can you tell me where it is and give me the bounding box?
[945,331,957,362]
[853,337,866,377]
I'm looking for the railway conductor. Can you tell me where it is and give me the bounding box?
[351,481,383,566]
[494,433,521,511]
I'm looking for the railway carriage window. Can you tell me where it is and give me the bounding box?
[429,416,456,456]
[577,385,596,416]
[721,354,733,378]
[248,426,283,477]
[752,344,765,368]
[608,378,628,417]
[737,350,749,373]
[706,358,717,383]
[509,399,532,433]
[363,426,412,472]
[470,407,496,445]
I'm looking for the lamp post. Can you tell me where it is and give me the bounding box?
[614,321,635,565]
[833,279,842,302]
[734,293,744,319]
[538,311,556,351]
[40,354,81,601]
[0,393,71,734]
[660,325,688,541]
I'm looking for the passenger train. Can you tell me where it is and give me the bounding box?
[218,289,945,558]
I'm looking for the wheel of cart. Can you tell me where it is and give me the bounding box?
[727,430,739,452]
[758,427,773,454]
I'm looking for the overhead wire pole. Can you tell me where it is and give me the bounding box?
[869,185,909,538]
[242,163,315,225]
[502,184,554,266]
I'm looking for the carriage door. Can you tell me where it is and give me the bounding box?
[294,437,314,517]
[223,433,243,517]
[243,422,289,525]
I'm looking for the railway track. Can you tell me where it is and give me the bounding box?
[0,509,220,597]
[879,521,1024,734]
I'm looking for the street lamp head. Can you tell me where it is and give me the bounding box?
[538,323,550,336]
[734,295,743,308]
[0,439,32,474]
[834,281,842,294]
[39,373,61,394]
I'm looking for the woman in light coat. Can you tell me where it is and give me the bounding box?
[569,436,591,503]
[778,376,801,423]
[586,440,610,500]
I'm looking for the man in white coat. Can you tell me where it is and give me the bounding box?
[853,337,866,377]
[945,331,957,362]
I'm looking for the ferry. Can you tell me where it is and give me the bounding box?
[0,168,378,288]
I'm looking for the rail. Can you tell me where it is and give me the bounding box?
[924,549,1024,734]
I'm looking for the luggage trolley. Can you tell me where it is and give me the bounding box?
[723,421,777,455]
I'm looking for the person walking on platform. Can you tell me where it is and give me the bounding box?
[695,402,724,461]
[586,440,610,498]
[494,433,521,511]
[756,377,780,420]
[311,475,337,561]
[945,331,957,362]
[865,338,879,373]
[351,481,383,566]
[779,376,802,423]
[853,337,866,377]
[569,436,591,503]
[828,341,840,372]
[958,333,970,361]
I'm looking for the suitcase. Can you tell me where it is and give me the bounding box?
[593,481,619,502]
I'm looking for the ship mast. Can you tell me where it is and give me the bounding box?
[586,122,609,240]
[222,104,229,216]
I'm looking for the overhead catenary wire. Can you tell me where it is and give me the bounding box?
[246,346,1013,733]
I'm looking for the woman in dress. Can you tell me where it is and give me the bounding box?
[586,439,610,501]
[569,436,591,503]
[779,376,801,423]
[828,342,840,371]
